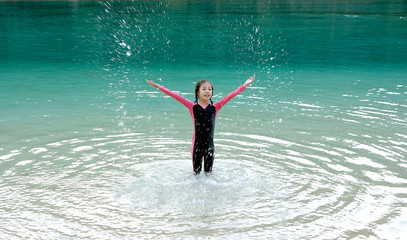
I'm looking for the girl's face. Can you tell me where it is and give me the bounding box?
[197,82,213,102]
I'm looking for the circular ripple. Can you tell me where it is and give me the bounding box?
[1,130,406,239]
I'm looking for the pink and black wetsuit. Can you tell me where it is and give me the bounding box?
[158,85,246,174]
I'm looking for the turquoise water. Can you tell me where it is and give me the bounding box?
[1,0,407,239]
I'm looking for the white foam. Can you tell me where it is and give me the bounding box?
[0,150,21,160]
[29,148,47,154]
[16,160,34,166]
[72,146,93,152]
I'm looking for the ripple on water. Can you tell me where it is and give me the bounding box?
[1,130,406,239]
[115,159,282,213]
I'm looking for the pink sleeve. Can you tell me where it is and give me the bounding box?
[214,84,246,112]
[159,86,194,110]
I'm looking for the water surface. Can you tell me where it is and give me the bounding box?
[1,0,406,239]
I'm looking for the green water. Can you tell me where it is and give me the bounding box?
[1,1,406,239]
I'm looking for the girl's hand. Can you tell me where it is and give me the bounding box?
[244,74,255,87]
[147,80,160,89]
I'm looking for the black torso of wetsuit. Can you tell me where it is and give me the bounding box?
[192,104,216,173]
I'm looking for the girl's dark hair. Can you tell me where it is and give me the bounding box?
[194,80,214,104]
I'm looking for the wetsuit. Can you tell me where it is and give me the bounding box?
[159,85,246,174]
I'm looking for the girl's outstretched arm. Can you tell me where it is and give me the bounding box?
[244,74,255,87]
[147,80,160,88]
[214,74,255,111]
[146,80,194,110]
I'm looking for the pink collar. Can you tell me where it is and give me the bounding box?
[198,102,210,109]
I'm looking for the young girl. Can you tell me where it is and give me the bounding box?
[147,74,255,174]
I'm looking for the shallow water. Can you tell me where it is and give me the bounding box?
[1,0,407,239]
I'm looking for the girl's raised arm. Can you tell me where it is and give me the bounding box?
[146,80,160,89]
[244,74,255,87]
[146,80,194,110]
[214,74,255,111]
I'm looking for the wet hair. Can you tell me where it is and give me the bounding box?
[195,80,214,104]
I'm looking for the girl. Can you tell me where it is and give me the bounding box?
[147,74,255,174]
